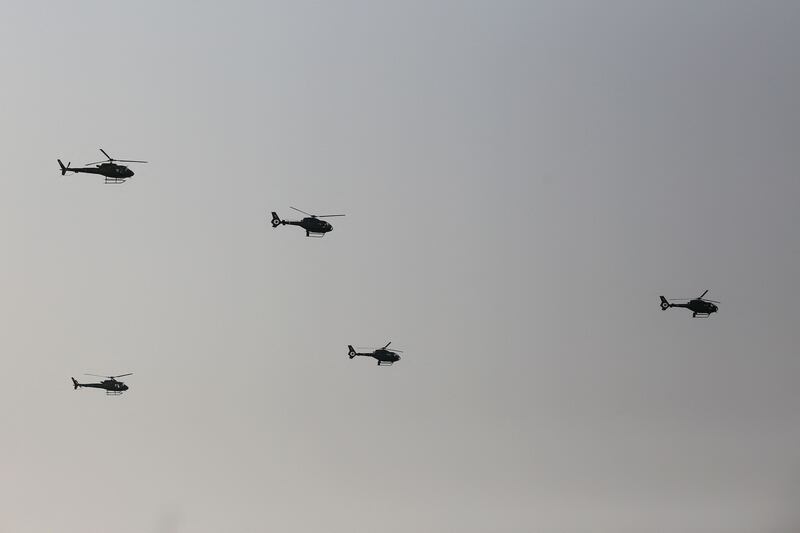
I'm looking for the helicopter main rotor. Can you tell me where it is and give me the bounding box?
[289,206,345,219]
[85,148,147,166]
[84,372,133,380]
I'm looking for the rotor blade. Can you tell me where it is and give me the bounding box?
[290,206,313,217]
[388,349,404,353]
[111,373,133,378]
[699,289,709,299]
[84,373,111,378]
[316,214,345,218]
[84,160,108,166]
[114,159,147,164]
[383,341,392,349]
[99,148,112,160]
[705,299,720,303]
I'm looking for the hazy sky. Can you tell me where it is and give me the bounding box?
[1,1,799,532]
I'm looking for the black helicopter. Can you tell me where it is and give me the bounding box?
[271,207,344,237]
[348,342,402,366]
[58,148,146,184]
[660,290,719,317]
[71,373,132,395]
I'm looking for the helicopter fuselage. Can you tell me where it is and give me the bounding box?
[72,378,129,393]
[673,299,718,315]
[271,210,342,237]
[58,150,144,183]
[273,216,332,236]
[291,217,331,234]
[68,163,134,179]
[661,296,718,316]
[372,349,400,363]
[348,345,401,365]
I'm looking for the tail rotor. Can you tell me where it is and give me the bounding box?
[348,345,356,358]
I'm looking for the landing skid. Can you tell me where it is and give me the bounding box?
[692,313,712,318]
[306,232,326,238]
[106,390,124,395]
[377,361,394,366]
[105,178,127,184]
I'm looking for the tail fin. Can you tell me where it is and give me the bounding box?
[348,345,356,358]
[58,159,70,176]
[71,377,79,390]
[271,212,282,228]
[660,296,670,310]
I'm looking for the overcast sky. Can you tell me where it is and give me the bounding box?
[1,1,799,532]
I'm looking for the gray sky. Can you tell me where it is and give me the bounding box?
[1,1,799,531]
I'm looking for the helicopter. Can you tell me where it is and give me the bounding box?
[348,342,402,366]
[660,290,719,317]
[57,148,146,184]
[71,373,132,395]
[271,207,344,237]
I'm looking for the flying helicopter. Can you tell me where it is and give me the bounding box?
[348,342,402,366]
[270,207,345,237]
[660,290,719,317]
[57,148,147,184]
[71,373,132,395]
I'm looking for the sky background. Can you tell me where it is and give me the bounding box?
[1,1,799,532]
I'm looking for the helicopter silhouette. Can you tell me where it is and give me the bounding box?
[58,148,146,184]
[271,207,344,237]
[71,373,132,395]
[348,342,402,366]
[660,290,719,317]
